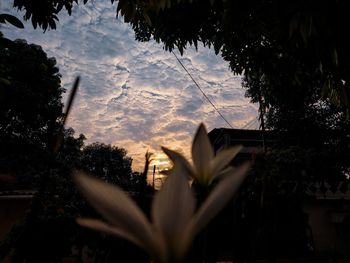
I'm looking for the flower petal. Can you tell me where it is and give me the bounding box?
[74,172,158,254]
[161,146,196,179]
[77,218,143,247]
[210,145,243,179]
[192,123,214,178]
[151,162,196,261]
[214,166,237,180]
[191,163,250,235]
[77,218,164,263]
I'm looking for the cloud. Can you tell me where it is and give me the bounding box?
[2,1,258,172]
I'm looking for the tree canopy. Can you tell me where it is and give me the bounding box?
[0,34,63,140]
[0,34,64,187]
[0,35,141,190]
[80,142,133,187]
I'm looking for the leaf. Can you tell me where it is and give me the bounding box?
[43,21,48,32]
[57,3,64,12]
[24,11,31,20]
[0,14,24,28]
[193,39,198,50]
[32,16,37,29]
[49,19,56,30]
[213,40,222,55]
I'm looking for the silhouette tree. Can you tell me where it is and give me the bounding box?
[80,142,133,189]
[0,34,64,188]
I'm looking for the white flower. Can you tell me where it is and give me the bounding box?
[75,156,249,262]
[162,123,243,186]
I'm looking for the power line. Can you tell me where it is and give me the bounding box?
[242,117,256,129]
[245,119,256,130]
[172,51,234,129]
[241,119,252,129]
[255,119,260,130]
[251,118,260,130]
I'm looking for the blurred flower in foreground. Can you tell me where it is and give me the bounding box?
[75,124,249,263]
[162,123,243,186]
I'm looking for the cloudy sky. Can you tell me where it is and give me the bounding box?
[1,1,258,174]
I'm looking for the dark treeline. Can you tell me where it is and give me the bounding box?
[0,34,153,263]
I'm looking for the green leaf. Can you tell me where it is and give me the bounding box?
[0,14,24,28]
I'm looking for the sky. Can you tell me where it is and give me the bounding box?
[1,1,258,175]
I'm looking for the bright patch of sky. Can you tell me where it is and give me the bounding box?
[1,1,258,174]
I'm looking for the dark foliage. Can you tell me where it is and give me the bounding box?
[80,143,132,186]
[0,34,64,189]
[0,14,24,28]
[0,35,153,262]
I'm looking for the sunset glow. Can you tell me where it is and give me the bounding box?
[1,1,258,172]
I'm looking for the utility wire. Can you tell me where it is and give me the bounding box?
[241,119,252,129]
[242,116,256,129]
[172,51,234,129]
[254,119,260,130]
[245,119,255,130]
[250,118,260,130]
